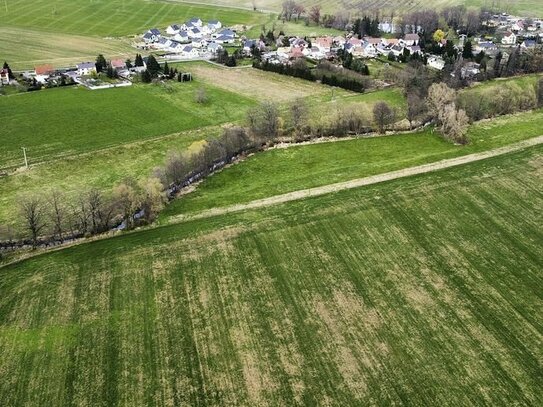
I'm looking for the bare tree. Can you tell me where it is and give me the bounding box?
[247,102,280,141]
[426,82,457,125]
[164,151,189,185]
[294,4,305,20]
[195,87,208,104]
[139,177,166,222]
[309,5,321,24]
[407,91,427,129]
[282,0,297,21]
[48,190,66,242]
[441,105,469,144]
[19,195,46,247]
[113,180,140,230]
[290,98,309,138]
[373,101,395,134]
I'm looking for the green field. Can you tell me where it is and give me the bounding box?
[0,82,255,170]
[1,143,541,405]
[160,108,543,218]
[0,0,268,69]
[0,0,266,37]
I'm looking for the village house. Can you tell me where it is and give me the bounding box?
[34,64,55,82]
[174,31,189,42]
[182,45,199,58]
[206,42,223,55]
[315,37,333,52]
[0,68,10,85]
[403,33,420,46]
[501,31,517,45]
[166,24,181,35]
[76,62,96,76]
[143,28,161,43]
[208,20,222,30]
[111,59,126,70]
[188,17,203,27]
[521,39,537,49]
[427,55,445,70]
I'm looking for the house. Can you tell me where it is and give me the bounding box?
[407,45,422,55]
[476,41,498,55]
[174,31,189,42]
[217,28,236,38]
[143,28,161,43]
[0,68,10,84]
[111,59,126,70]
[362,42,378,58]
[191,38,208,48]
[315,36,333,52]
[521,39,537,49]
[35,64,55,76]
[206,42,223,55]
[427,55,445,70]
[289,47,304,59]
[166,24,181,35]
[390,43,405,57]
[169,41,182,52]
[461,62,481,79]
[243,39,257,53]
[182,45,199,58]
[76,62,96,76]
[188,17,202,27]
[157,37,173,49]
[208,20,222,30]
[501,31,517,45]
[214,35,234,44]
[276,47,291,59]
[403,33,420,46]
[189,27,202,39]
[512,20,525,32]
[305,46,325,59]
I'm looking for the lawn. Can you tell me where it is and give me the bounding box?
[0,26,135,70]
[0,82,256,170]
[1,144,541,406]
[160,108,543,219]
[0,0,267,38]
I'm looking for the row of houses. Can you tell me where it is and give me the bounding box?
[140,18,238,58]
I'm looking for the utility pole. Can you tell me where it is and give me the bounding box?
[22,147,28,169]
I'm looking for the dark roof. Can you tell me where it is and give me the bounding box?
[148,28,161,35]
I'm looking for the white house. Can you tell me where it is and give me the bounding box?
[501,31,517,45]
[214,35,234,44]
[208,20,222,30]
[403,33,420,46]
[191,38,208,48]
[76,62,96,76]
[189,27,203,39]
[166,24,181,35]
[182,45,199,58]
[188,18,203,27]
[0,68,10,85]
[207,42,223,55]
[143,28,161,43]
[174,31,189,42]
[427,56,445,70]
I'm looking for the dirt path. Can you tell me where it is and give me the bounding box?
[167,135,543,223]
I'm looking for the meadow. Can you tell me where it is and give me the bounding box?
[0,144,541,406]
[0,81,256,170]
[160,108,543,218]
[0,0,268,68]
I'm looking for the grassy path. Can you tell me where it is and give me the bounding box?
[167,135,543,224]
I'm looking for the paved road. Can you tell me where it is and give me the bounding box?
[167,135,543,224]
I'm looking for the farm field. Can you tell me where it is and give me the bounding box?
[0,27,134,70]
[0,81,256,170]
[1,144,541,406]
[160,108,543,218]
[0,0,267,38]
[174,0,543,16]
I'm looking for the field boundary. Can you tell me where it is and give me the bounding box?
[166,135,543,224]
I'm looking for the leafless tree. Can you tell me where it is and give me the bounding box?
[247,102,280,141]
[139,177,166,222]
[113,180,140,230]
[48,190,66,242]
[282,0,297,21]
[373,101,395,134]
[309,5,321,24]
[294,4,305,20]
[164,151,189,185]
[407,91,427,129]
[290,98,309,138]
[19,195,46,247]
[426,82,457,125]
[441,105,469,144]
[195,87,208,104]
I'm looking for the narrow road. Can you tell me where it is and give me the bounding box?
[167,135,543,223]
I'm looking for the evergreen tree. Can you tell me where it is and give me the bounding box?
[141,70,152,83]
[163,61,170,76]
[134,54,144,67]
[2,61,14,79]
[146,55,161,77]
[125,59,133,69]
[493,51,503,77]
[95,54,107,73]
[462,40,473,59]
